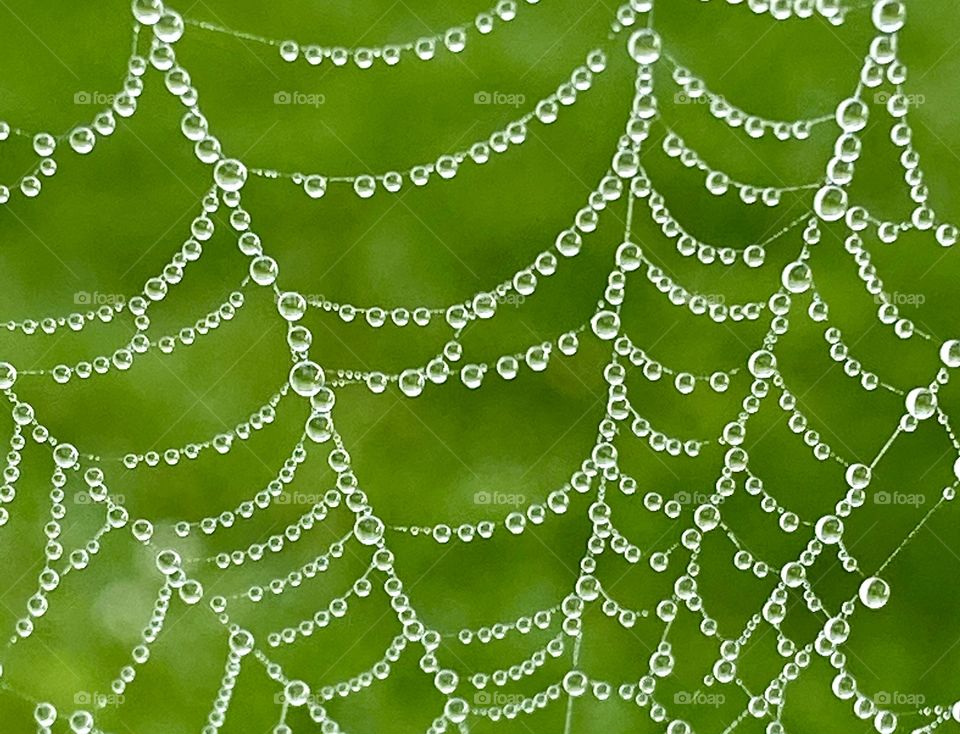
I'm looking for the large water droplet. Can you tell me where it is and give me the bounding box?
[214,158,247,192]
[858,576,890,610]
[627,29,661,64]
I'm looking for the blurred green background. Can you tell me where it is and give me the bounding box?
[1,0,960,732]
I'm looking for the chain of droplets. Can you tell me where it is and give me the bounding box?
[0,24,145,204]
[21,283,248,384]
[203,511,349,602]
[663,53,835,139]
[0,419,24,528]
[695,0,857,24]
[251,48,610,198]
[636,168,811,267]
[298,164,626,328]
[712,368,960,733]
[1,192,213,335]
[808,289,907,396]
[259,563,377,647]
[840,227,935,341]
[180,0,541,69]
[0,0,650,208]
[391,461,590,543]
[6,457,130,651]
[617,332,743,394]
[693,14,960,713]
[113,382,287,470]
[812,32,959,245]
[659,123,823,202]
[10,0,960,731]
[173,438,308,536]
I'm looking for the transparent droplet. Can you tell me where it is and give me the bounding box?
[858,576,890,610]
[214,158,247,192]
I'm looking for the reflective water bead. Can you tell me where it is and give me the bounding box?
[858,576,890,610]
[872,0,905,32]
[0,362,16,389]
[68,127,96,154]
[748,350,777,379]
[627,29,661,64]
[303,175,327,199]
[940,340,960,368]
[905,387,936,420]
[591,310,620,340]
[249,255,279,286]
[815,515,843,544]
[354,175,376,198]
[289,361,325,397]
[781,261,812,294]
[814,185,848,222]
[214,158,247,191]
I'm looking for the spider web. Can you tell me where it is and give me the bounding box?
[1,0,960,733]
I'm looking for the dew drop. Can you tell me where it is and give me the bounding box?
[627,29,661,64]
[214,158,247,192]
[858,576,890,610]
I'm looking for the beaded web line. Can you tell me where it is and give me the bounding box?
[2,0,960,733]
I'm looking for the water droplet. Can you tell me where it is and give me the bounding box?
[905,387,936,420]
[858,576,890,610]
[354,515,384,545]
[591,310,620,340]
[214,158,247,191]
[815,515,844,544]
[781,261,812,293]
[872,1,905,33]
[289,361,325,397]
[0,362,17,389]
[814,185,848,221]
[627,29,661,64]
